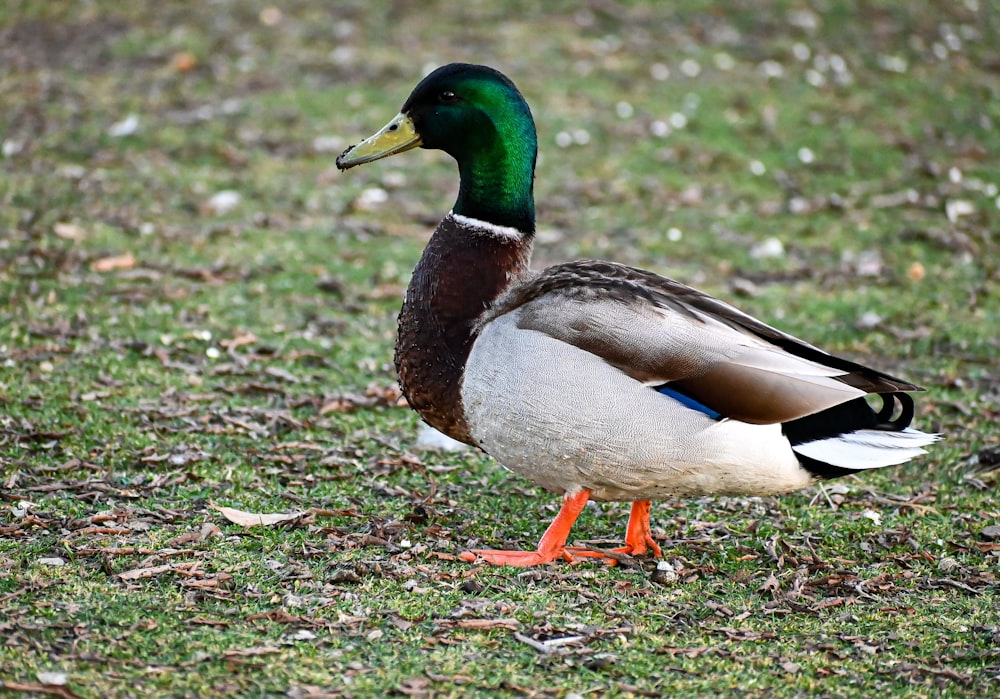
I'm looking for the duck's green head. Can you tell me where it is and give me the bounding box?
[337,63,537,234]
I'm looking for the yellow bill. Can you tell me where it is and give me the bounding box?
[336,113,421,170]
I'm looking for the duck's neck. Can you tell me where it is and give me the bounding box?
[394,214,532,444]
[454,154,535,235]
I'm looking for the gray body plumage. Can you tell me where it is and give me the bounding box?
[462,308,811,501]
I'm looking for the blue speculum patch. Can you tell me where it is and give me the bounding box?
[656,384,723,420]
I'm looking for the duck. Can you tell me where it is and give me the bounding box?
[336,63,937,567]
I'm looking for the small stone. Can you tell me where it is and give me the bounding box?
[37,557,66,566]
[354,187,388,211]
[2,139,24,157]
[946,199,975,222]
[313,135,345,153]
[856,311,883,330]
[206,190,242,215]
[861,509,882,526]
[415,424,469,452]
[259,6,283,26]
[750,237,784,259]
[615,101,634,119]
[651,560,678,585]
[37,672,68,686]
[680,58,701,77]
[108,114,139,138]
[650,63,670,81]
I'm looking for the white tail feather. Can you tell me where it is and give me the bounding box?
[792,428,940,470]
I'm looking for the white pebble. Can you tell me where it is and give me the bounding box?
[856,311,883,329]
[649,63,670,81]
[751,237,785,259]
[108,114,139,138]
[415,424,469,452]
[861,509,882,526]
[797,147,815,164]
[355,187,388,211]
[650,120,671,138]
[713,52,735,71]
[805,69,825,87]
[206,190,242,215]
[758,60,785,79]
[37,672,68,686]
[946,199,975,222]
[2,139,24,157]
[877,54,908,73]
[680,58,701,77]
[37,557,67,566]
[313,135,345,153]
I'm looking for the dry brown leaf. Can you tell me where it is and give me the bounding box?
[212,503,305,528]
[171,51,197,72]
[119,563,174,581]
[54,222,86,241]
[453,618,521,630]
[220,331,259,349]
[319,399,354,414]
[90,252,136,273]
[2,681,85,699]
[222,646,281,658]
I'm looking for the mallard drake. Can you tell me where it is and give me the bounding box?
[337,63,937,567]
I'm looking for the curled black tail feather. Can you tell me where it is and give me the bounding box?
[875,392,914,429]
[782,392,914,448]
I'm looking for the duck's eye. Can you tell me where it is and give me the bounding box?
[438,90,458,103]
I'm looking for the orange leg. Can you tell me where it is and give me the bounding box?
[460,495,663,567]
[621,500,662,557]
[567,500,663,561]
[459,489,591,566]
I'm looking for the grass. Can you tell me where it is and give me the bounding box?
[1,1,998,697]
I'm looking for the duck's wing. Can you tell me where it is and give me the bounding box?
[485,260,921,425]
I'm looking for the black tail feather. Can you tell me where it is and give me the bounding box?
[783,392,915,447]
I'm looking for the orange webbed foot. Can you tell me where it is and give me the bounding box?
[458,548,576,566]
[458,495,663,567]
[459,489,590,567]
[564,500,662,565]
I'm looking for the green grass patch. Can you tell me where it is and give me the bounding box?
[2,2,998,697]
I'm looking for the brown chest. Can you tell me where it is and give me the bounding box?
[392,217,531,445]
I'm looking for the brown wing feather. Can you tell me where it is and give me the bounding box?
[485,260,921,424]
